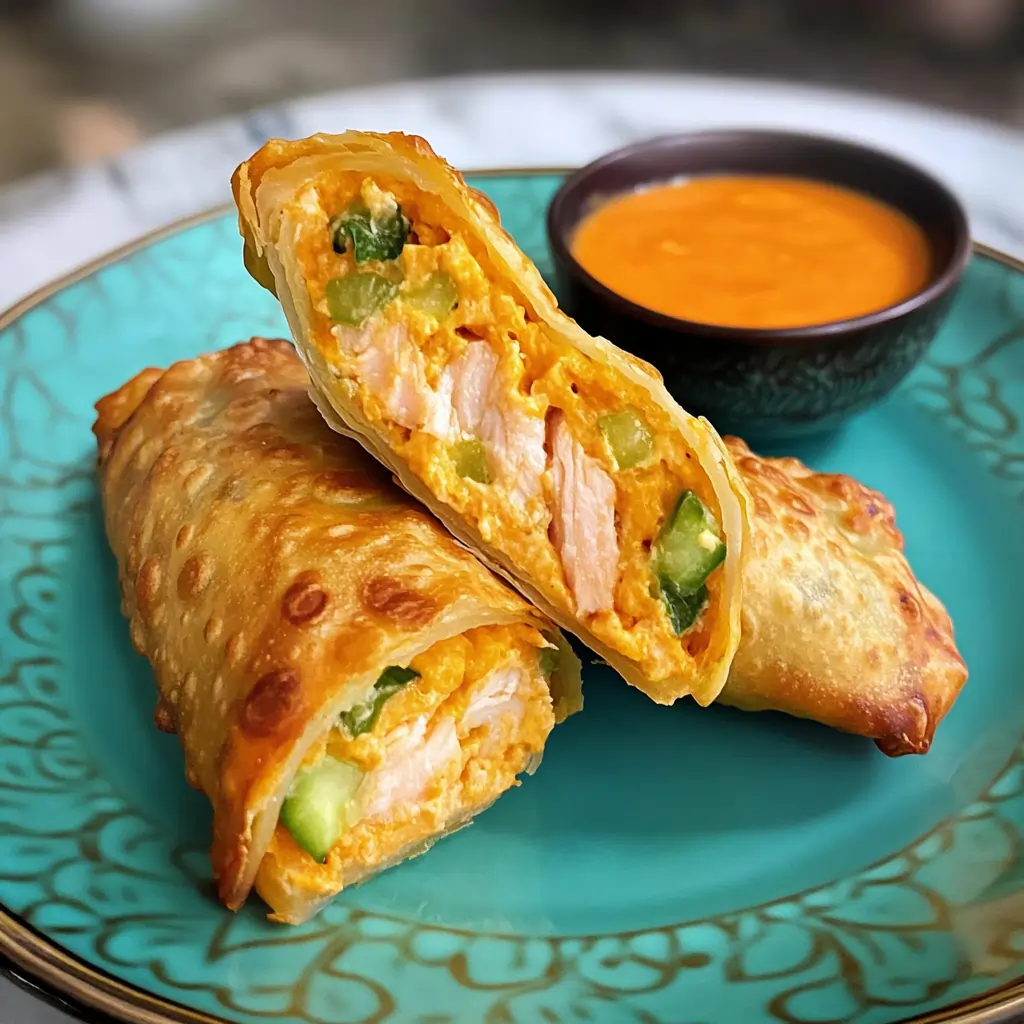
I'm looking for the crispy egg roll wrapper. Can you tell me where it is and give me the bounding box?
[720,438,967,756]
[231,130,751,707]
[92,337,582,922]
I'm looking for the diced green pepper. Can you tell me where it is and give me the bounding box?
[652,491,726,634]
[405,270,459,318]
[452,438,490,483]
[339,665,420,738]
[280,756,363,862]
[325,272,398,326]
[330,200,411,263]
[599,409,654,470]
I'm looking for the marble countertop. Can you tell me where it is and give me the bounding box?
[3,71,1024,318]
[2,70,1023,1024]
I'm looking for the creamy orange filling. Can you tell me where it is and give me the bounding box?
[292,172,724,681]
[264,623,554,888]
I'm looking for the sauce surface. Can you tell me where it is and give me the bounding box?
[571,175,933,330]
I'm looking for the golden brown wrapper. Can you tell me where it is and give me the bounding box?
[92,337,582,916]
[719,437,967,756]
[230,130,751,708]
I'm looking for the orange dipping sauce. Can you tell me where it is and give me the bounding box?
[571,175,933,330]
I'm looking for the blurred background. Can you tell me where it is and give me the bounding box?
[1,0,1023,188]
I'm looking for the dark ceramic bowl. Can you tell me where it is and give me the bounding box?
[547,130,972,440]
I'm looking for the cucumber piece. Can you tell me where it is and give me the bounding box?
[280,756,363,863]
[598,409,654,470]
[325,272,398,326]
[653,491,726,594]
[652,491,726,634]
[658,580,709,635]
[452,438,491,483]
[405,270,459,318]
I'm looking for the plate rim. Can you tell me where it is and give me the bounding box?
[1,167,1023,1024]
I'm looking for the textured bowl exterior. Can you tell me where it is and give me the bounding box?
[554,266,961,439]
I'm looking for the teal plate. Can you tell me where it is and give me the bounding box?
[2,171,1024,1024]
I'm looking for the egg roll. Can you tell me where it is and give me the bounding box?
[720,438,967,756]
[92,337,582,924]
[231,131,751,707]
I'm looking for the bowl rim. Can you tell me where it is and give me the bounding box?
[546,128,973,346]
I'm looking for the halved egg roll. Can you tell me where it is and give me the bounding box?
[720,438,967,756]
[231,131,750,706]
[92,337,582,924]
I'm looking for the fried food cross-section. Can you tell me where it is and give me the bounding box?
[719,438,968,756]
[231,130,751,707]
[92,337,582,923]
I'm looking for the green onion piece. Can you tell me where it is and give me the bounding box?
[598,408,654,470]
[325,272,398,326]
[452,438,491,483]
[330,200,411,263]
[339,665,420,738]
[404,270,459,318]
